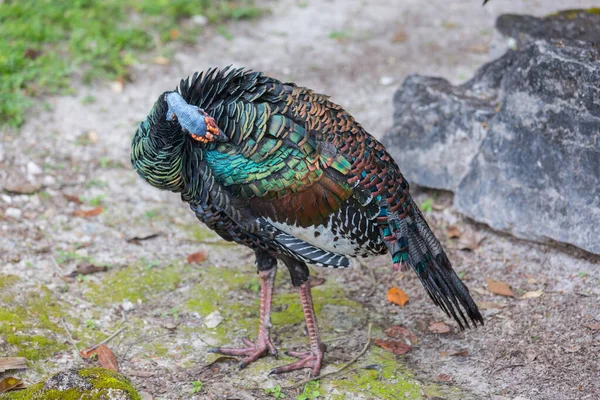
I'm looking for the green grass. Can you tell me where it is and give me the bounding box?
[0,0,263,128]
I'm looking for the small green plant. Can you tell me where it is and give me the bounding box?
[328,31,351,40]
[296,381,321,400]
[190,381,203,394]
[265,384,285,399]
[144,208,161,220]
[85,194,106,207]
[81,95,96,104]
[578,271,588,278]
[243,280,260,292]
[85,319,97,330]
[420,198,433,213]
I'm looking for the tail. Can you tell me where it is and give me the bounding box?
[388,200,483,330]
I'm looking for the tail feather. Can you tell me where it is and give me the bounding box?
[391,200,483,329]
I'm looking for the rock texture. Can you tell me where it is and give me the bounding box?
[382,11,600,255]
[496,9,600,47]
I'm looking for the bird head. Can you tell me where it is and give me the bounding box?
[164,91,228,144]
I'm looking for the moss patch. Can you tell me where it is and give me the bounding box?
[84,262,181,305]
[328,349,422,399]
[0,367,140,400]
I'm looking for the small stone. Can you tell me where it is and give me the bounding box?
[42,175,56,186]
[379,76,394,86]
[204,311,223,328]
[27,161,43,176]
[122,300,136,312]
[5,207,22,219]
[1,194,12,204]
[191,14,208,26]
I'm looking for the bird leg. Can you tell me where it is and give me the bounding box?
[270,281,324,377]
[208,266,278,369]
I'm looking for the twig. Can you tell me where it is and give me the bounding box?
[60,318,84,361]
[491,363,525,375]
[285,323,373,389]
[85,326,126,352]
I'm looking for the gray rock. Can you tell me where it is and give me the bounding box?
[496,9,600,48]
[455,40,600,255]
[382,50,515,191]
[5,207,22,219]
[382,36,600,254]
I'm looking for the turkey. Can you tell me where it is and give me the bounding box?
[131,67,483,376]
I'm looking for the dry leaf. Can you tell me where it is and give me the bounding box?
[477,301,507,310]
[187,251,208,264]
[309,277,326,287]
[457,232,482,251]
[437,373,453,382]
[152,56,170,65]
[5,183,41,194]
[0,377,25,393]
[97,344,119,371]
[72,206,103,218]
[373,339,412,355]
[392,29,407,43]
[64,194,83,204]
[67,262,108,277]
[0,357,27,373]
[521,290,543,299]
[110,81,124,93]
[583,324,600,331]
[428,322,451,334]
[170,29,180,40]
[472,287,491,296]
[386,286,409,306]
[486,278,515,297]
[446,225,462,239]
[384,326,418,345]
[562,345,581,353]
[449,349,469,357]
[466,43,489,54]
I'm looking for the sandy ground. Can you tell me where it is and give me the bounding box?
[1,0,599,399]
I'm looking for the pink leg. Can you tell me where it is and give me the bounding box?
[208,267,278,369]
[270,281,324,377]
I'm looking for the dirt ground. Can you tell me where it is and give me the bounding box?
[1,0,599,399]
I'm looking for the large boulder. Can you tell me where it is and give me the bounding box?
[382,11,600,255]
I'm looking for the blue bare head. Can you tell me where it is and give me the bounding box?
[165,92,227,144]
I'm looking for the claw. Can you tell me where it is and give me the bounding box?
[270,348,323,376]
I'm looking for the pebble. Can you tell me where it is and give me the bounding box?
[379,76,395,86]
[42,175,56,186]
[5,207,22,219]
[27,161,43,176]
[191,14,208,26]
[122,300,136,312]
[204,311,223,328]
[1,195,12,204]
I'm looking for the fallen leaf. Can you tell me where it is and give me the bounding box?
[373,339,412,355]
[110,80,124,93]
[583,324,600,331]
[5,183,42,194]
[386,287,409,306]
[309,277,326,287]
[446,225,462,239]
[428,322,451,334]
[477,301,507,310]
[24,48,42,60]
[436,373,453,382]
[392,29,407,43]
[0,377,25,393]
[72,206,103,218]
[562,345,581,353]
[170,29,180,40]
[152,56,170,65]
[521,290,543,299]
[457,232,482,251]
[448,349,469,357]
[97,344,119,371]
[64,194,83,204]
[0,357,27,373]
[384,326,418,345]
[187,251,208,264]
[67,262,108,277]
[486,278,515,297]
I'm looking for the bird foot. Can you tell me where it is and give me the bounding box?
[269,348,323,377]
[208,337,278,369]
